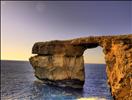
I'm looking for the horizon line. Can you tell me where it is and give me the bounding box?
[1,59,105,64]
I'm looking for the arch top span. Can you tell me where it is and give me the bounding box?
[29,34,132,99]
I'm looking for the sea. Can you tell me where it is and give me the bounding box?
[1,60,113,100]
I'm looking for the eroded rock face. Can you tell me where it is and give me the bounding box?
[29,34,132,99]
[105,39,132,100]
[29,55,85,88]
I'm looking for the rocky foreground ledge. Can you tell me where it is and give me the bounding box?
[29,34,132,100]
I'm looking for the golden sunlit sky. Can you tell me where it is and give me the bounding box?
[1,1,132,63]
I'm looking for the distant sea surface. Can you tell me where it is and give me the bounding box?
[1,60,113,100]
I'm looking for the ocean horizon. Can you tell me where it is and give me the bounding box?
[1,60,113,100]
[1,60,106,64]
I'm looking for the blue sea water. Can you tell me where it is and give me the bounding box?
[1,60,113,100]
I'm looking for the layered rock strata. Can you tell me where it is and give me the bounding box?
[29,34,132,99]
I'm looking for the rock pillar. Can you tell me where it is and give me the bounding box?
[29,41,87,88]
[103,39,132,100]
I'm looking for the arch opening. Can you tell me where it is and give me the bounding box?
[82,46,113,99]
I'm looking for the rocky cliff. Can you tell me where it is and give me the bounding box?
[29,34,132,100]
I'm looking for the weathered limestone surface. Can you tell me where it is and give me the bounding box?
[29,34,132,99]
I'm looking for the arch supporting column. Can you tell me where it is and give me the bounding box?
[29,34,132,100]
[29,41,88,88]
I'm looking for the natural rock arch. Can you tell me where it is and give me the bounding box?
[29,34,132,100]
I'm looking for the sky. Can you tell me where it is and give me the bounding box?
[1,1,132,63]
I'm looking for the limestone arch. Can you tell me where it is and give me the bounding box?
[29,34,132,100]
